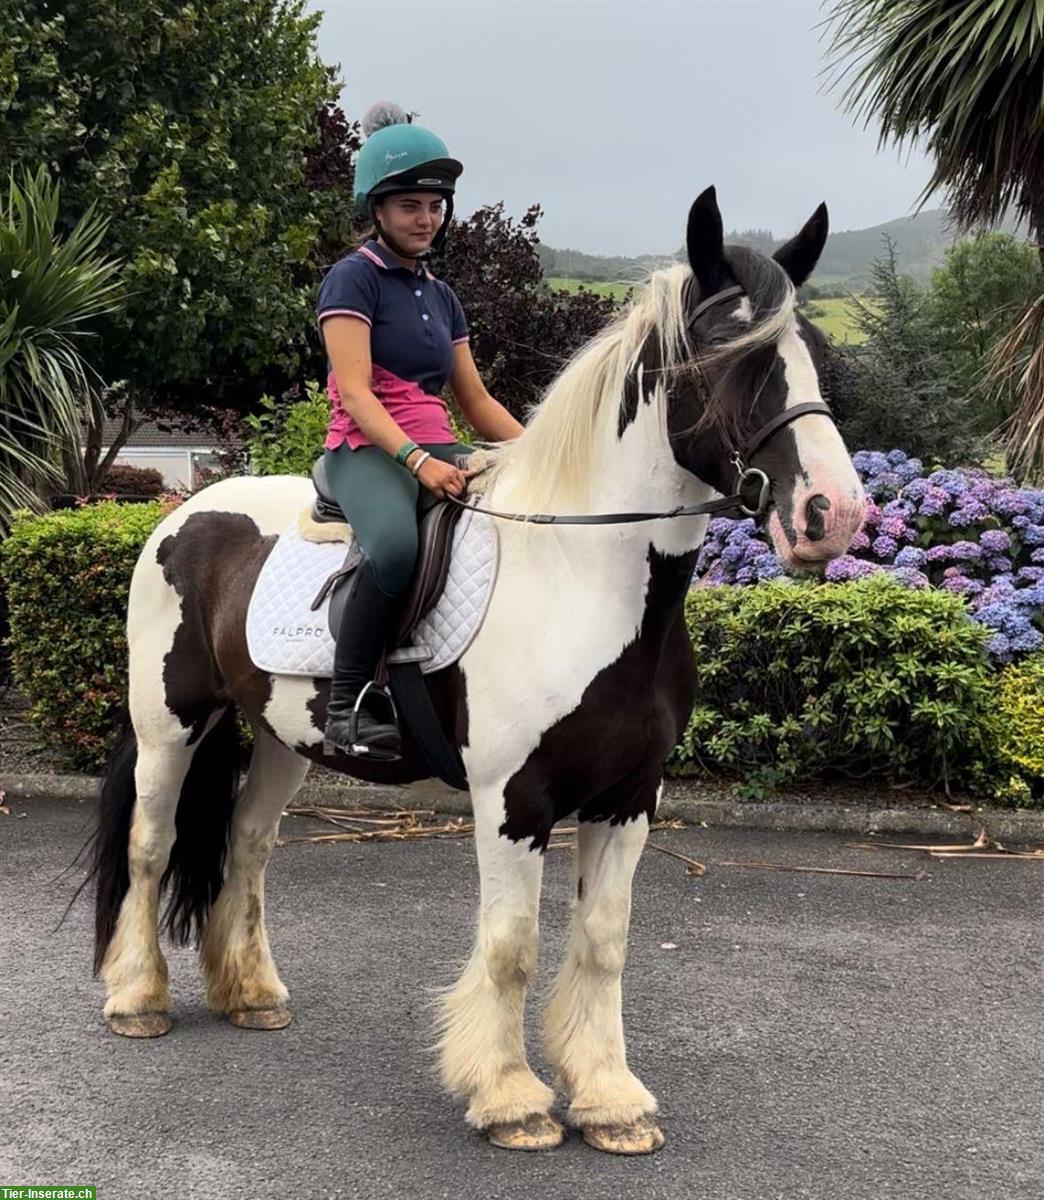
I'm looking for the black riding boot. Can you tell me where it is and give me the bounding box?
[323,556,402,761]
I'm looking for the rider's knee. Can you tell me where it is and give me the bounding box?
[371,533,418,596]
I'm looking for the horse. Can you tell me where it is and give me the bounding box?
[85,186,864,1155]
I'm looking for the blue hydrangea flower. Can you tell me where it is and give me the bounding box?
[888,566,930,589]
[895,546,927,569]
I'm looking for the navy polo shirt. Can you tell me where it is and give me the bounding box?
[317,239,469,449]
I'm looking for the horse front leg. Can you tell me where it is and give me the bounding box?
[435,786,563,1150]
[545,784,664,1155]
[200,727,310,1028]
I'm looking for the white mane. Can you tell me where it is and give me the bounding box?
[486,262,796,515]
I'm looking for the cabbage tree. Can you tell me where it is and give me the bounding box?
[0,168,123,531]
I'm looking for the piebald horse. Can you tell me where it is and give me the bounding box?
[86,188,863,1154]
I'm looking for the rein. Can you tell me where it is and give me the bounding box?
[448,284,835,528]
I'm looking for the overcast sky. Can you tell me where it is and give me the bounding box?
[311,0,935,257]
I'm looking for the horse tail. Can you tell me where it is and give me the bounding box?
[89,721,139,975]
[87,706,244,975]
[159,706,243,949]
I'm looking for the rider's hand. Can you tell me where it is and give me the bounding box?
[416,456,467,499]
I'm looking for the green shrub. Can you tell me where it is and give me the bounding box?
[667,575,999,799]
[244,380,476,477]
[989,654,1044,807]
[0,501,168,770]
[244,383,329,477]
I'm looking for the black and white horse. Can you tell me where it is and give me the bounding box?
[87,188,863,1154]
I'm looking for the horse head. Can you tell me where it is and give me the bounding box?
[668,185,864,571]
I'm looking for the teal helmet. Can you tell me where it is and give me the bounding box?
[354,102,462,255]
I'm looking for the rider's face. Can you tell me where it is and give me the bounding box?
[377,193,446,255]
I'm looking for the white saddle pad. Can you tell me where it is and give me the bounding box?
[245,504,498,678]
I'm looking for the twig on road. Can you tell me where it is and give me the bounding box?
[716,860,930,881]
[848,825,1044,861]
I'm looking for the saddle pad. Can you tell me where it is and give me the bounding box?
[245,504,498,678]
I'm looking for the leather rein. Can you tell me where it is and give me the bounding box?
[446,284,835,527]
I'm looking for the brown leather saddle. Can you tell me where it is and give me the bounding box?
[308,456,467,645]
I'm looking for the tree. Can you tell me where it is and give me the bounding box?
[437,203,618,419]
[927,232,1041,427]
[833,237,975,463]
[827,0,1044,472]
[0,169,123,532]
[1,0,339,482]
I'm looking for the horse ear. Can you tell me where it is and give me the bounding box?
[773,203,829,286]
[686,186,726,295]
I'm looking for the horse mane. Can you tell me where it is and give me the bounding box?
[487,249,796,514]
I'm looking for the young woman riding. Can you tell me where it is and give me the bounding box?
[317,103,523,762]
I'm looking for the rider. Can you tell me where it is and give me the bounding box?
[317,102,523,761]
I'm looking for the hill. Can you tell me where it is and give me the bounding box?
[538,209,1024,292]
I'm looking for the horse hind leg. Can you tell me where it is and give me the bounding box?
[200,726,310,1029]
[96,729,204,1038]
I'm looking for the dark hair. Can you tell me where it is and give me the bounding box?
[678,246,795,452]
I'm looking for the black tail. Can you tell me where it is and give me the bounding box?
[79,707,244,976]
[160,707,243,948]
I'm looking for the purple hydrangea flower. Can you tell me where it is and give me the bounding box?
[942,576,984,596]
[825,556,883,582]
[862,501,883,529]
[872,535,898,559]
[880,516,913,540]
[980,529,1011,554]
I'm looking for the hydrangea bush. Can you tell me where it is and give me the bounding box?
[695,449,1044,664]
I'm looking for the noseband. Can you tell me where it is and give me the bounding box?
[448,285,836,527]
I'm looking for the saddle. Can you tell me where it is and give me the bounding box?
[307,454,475,645]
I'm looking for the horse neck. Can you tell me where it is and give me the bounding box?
[586,383,713,554]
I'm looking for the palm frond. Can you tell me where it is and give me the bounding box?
[826,0,1044,232]
[993,290,1044,477]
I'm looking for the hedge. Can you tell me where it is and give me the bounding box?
[0,502,169,770]
[0,502,1040,806]
[667,577,1001,799]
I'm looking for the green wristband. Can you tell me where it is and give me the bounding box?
[395,440,420,466]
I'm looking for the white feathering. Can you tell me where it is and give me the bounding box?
[361,101,410,138]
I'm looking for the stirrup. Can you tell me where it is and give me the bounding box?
[323,680,401,762]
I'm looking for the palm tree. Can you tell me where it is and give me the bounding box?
[827,0,1044,474]
[0,168,124,531]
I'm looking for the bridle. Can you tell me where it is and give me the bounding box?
[447,284,836,527]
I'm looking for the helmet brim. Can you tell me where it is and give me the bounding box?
[367,158,463,199]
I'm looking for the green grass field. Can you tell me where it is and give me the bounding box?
[548,277,639,302]
[549,277,876,344]
[806,296,876,344]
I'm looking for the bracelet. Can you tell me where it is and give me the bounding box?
[409,451,432,476]
[394,440,420,466]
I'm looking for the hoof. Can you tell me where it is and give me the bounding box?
[228,1007,292,1030]
[582,1117,665,1156]
[106,1012,172,1039]
[487,1112,565,1151]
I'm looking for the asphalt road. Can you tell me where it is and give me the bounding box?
[2,795,1041,1200]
